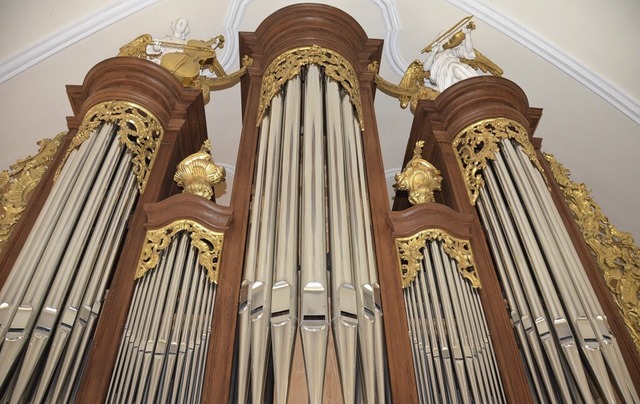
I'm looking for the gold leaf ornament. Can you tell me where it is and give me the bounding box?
[396,229,479,289]
[136,219,224,283]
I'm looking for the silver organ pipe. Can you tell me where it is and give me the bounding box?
[0,122,140,402]
[107,232,218,403]
[235,64,387,403]
[476,138,639,403]
[402,239,505,403]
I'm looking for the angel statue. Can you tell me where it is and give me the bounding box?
[422,16,502,92]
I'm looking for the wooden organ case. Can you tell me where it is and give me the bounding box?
[0,3,638,403]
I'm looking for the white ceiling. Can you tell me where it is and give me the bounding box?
[1,0,638,242]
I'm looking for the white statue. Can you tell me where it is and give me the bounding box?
[423,22,478,92]
[147,17,191,61]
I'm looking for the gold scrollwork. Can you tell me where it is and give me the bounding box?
[394,140,443,205]
[174,140,226,200]
[0,132,66,253]
[395,229,480,289]
[370,60,440,111]
[135,219,224,283]
[545,153,640,353]
[56,101,164,194]
[257,45,364,130]
[452,117,542,205]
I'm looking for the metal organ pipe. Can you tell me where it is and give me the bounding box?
[0,122,141,402]
[475,139,640,402]
[234,64,387,403]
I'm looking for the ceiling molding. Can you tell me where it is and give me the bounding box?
[219,0,254,71]
[369,0,407,76]
[447,0,640,125]
[385,167,400,181]
[218,0,407,75]
[0,0,159,85]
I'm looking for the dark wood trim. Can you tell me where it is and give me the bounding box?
[71,58,209,402]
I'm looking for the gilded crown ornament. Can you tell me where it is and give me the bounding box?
[174,140,225,200]
[394,140,443,205]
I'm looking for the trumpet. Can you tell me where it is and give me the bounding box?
[422,15,474,53]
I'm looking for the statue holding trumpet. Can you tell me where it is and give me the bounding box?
[373,16,503,110]
[421,16,503,92]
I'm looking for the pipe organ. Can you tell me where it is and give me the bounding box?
[0,4,638,403]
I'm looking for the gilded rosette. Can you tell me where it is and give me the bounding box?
[56,101,163,194]
[136,219,224,283]
[452,117,542,205]
[546,153,640,353]
[0,132,66,253]
[257,46,364,129]
[174,140,226,200]
[394,140,442,205]
[395,228,479,289]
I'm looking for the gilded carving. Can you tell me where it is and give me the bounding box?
[119,20,251,103]
[545,153,640,353]
[394,140,443,205]
[0,132,66,253]
[370,60,439,111]
[56,101,164,194]
[257,46,364,129]
[395,229,480,289]
[452,117,542,205]
[136,219,224,283]
[371,16,502,110]
[174,140,226,200]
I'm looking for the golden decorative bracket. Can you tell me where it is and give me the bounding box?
[135,219,224,284]
[174,140,226,200]
[369,60,439,111]
[394,140,443,205]
[257,45,364,129]
[395,228,480,289]
[55,101,164,194]
[452,117,542,205]
[0,132,66,253]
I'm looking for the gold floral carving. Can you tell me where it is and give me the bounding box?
[452,117,542,205]
[0,132,66,253]
[135,219,224,283]
[174,140,226,200]
[369,60,439,112]
[257,46,364,129]
[545,153,640,353]
[395,229,480,289]
[394,140,443,205]
[56,101,164,194]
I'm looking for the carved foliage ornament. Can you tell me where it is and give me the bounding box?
[136,219,224,284]
[174,140,226,200]
[545,153,640,353]
[396,229,480,289]
[0,132,66,253]
[452,117,542,205]
[394,140,443,205]
[257,46,364,130]
[56,101,164,194]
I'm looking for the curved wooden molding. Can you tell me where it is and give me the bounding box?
[448,0,640,125]
[0,0,159,85]
[389,202,474,240]
[144,193,234,233]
